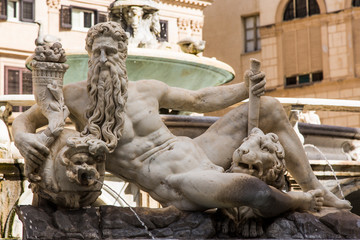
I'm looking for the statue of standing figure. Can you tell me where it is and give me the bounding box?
[13,21,351,218]
[109,0,161,48]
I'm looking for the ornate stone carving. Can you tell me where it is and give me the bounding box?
[109,0,161,48]
[190,19,203,33]
[46,0,60,10]
[14,21,351,216]
[22,39,107,208]
[177,37,206,54]
[177,18,190,31]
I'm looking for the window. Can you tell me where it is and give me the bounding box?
[285,71,323,87]
[157,20,168,42]
[0,0,34,22]
[244,15,260,52]
[7,0,17,20]
[0,0,6,20]
[21,0,34,22]
[283,0,320,21]
[282,24,323,87]
[72,8,94,30]
[353,0,360,6]
[4,66,32,112]
[60,5,107,31]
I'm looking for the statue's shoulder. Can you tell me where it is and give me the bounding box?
[131,79,167,93]
[63,80,88,106]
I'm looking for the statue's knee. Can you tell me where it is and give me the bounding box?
[261,96,281,110]
[260,96,286,123]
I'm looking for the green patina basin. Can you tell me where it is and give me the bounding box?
[64,48,235,90]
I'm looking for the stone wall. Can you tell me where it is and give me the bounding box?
[203,0,360,128]
[0,160,24,238]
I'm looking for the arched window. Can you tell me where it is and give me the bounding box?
[283,0,320,21]
[353,0,360,7]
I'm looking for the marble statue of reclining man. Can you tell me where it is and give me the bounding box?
[13,21,351,218]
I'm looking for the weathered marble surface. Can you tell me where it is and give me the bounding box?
[16,205,360,239]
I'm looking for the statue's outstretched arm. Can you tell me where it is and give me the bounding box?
[159,82,247,112]
[159,73,265,113]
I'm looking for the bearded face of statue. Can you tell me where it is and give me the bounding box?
[83,34,128,152]
[126,6,143,33]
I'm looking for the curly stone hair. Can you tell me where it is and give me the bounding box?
[85,21,128,57]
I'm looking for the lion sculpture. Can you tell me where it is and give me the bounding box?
[229,127,287,189]
[221,127,288,237]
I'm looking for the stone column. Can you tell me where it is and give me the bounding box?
[46,0,61,36]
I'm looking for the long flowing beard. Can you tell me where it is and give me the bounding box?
[82,54,128,152]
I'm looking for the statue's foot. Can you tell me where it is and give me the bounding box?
[322,189,352,210]
[289,189,324,212]
[306,189,324,212]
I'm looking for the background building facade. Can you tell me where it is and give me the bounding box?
[0,0,211,111]
[204,0,360,128]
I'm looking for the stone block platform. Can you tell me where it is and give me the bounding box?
[16,205,360,239]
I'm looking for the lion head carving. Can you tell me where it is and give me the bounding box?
[229,127,286,189]
[31,129,107,209]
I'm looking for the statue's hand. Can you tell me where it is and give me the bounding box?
[14,132,50,170]
[244,70,266,97]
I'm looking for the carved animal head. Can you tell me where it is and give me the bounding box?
[60,145,104,186]
[33,129,106,209]
[230,128,286,189]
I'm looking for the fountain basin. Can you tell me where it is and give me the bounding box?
[64,48,235,90]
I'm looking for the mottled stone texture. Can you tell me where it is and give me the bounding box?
[16,205,360,239]
[0,179,22,235]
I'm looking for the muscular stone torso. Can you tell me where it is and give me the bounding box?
[64,80,219,204]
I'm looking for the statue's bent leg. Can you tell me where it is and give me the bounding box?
[166,170,310,217]
[257,97,351,209]
[195,96,351,209]
[194,103,249,169]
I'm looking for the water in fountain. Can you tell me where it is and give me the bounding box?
[304,144,345,199]
[92,178,157,240]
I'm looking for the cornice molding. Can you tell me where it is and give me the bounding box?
[69,0,112,8]
[177,18,203,32]
[160,0,213,9]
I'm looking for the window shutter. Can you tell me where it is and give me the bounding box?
[283,30,297,76]
[296,28,310,74]
[60,5,72,29]
[309,26,322,72]
[20,0,35,22]
[96,11,107,24]
[0,0,7,20]
[353,18,360,76]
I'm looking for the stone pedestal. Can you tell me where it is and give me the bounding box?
[16,205,360,239]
